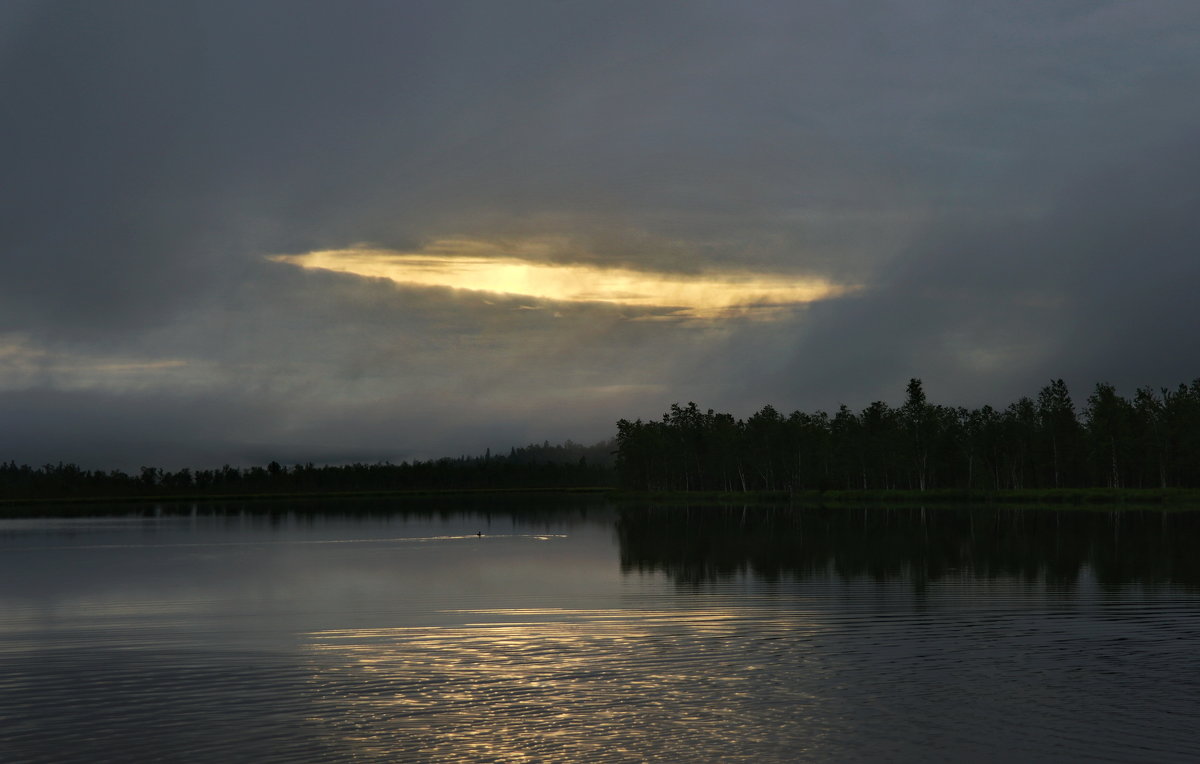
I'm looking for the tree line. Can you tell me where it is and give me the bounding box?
[0,440,616,502]
[615,378,1200,492]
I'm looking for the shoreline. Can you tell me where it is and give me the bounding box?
[4,486,1200,514]
[0,486,613,511]
[612,487,1200,508]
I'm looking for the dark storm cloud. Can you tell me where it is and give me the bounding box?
[759,131,1200,413]
[3,1,1199,467]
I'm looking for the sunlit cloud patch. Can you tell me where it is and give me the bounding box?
[269,239,856,320]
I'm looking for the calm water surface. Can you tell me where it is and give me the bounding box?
[1,497,1198,762]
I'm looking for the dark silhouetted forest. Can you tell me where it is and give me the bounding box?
[0,440,616,502]
[615,379,1200,492]
[8,377,1200,503]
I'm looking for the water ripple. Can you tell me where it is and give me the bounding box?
[2,511,1199,762]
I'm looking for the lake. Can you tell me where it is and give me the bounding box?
[1,496,1198,762]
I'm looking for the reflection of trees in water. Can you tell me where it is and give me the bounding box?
[47,494,612,529]
[617,505,1200,588]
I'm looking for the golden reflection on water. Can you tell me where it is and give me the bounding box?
[303,608,827,761]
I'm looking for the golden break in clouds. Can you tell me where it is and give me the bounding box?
[270,239,855,320]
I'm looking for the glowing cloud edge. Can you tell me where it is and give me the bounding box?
[269,245,857,320]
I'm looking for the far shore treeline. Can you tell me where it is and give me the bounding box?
[616,378,1200,492]
[0,441,616,503]
[4,377,1200,503]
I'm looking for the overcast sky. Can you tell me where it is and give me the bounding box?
[3,1,1199,470]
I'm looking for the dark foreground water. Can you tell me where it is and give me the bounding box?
[1,497,1198,762]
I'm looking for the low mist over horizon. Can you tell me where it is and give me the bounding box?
[4,2,1200,472]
